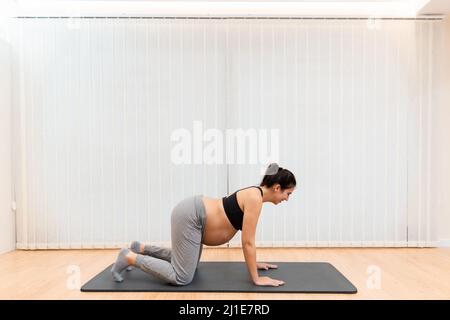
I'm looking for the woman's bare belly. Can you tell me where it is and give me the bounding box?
[202,196,238,246]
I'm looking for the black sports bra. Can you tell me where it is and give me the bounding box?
[222,186,264,231]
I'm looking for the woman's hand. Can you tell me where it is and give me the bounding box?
[256,262,278,270]
[254,276,285,287]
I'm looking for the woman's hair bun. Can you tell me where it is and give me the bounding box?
[265,163,280,176]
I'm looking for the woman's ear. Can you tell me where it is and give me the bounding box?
[273,184,281,192]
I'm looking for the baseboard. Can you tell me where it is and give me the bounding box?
[0,248,14,255]
[437,239,450,247]
[15,240,444,250]
[16,241,173,250]
[0,242,15,255]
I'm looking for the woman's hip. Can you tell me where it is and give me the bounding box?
[171,195,206,230]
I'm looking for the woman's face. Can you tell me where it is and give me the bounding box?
[273,185,295,204]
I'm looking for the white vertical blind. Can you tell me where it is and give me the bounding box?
[11,18,228,249]
[10,17,441,249]
[407,20,440,247]
[225,19,440,247]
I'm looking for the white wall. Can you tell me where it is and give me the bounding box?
[435,15,450,246]
[0,20,15,254]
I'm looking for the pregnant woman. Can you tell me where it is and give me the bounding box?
[111,163,296,287]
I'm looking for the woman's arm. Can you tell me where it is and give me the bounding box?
[241,193,284,287]
[241,194,260,282]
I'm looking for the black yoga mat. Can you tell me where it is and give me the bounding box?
[81,262,357,293]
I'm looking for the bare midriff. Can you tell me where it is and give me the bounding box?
[201,196,238,246]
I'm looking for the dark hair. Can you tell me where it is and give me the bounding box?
[259,163,296,190]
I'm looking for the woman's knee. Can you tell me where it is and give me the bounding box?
[174,272,195,286]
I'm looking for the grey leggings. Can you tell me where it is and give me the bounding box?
[134,195,206,286]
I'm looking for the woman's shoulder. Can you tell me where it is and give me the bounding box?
[237,186,263,202]
[239,187,263,214]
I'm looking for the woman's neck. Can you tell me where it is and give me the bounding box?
[260,186,274,203]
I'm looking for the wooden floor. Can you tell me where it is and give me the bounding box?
[0,247,449,299]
